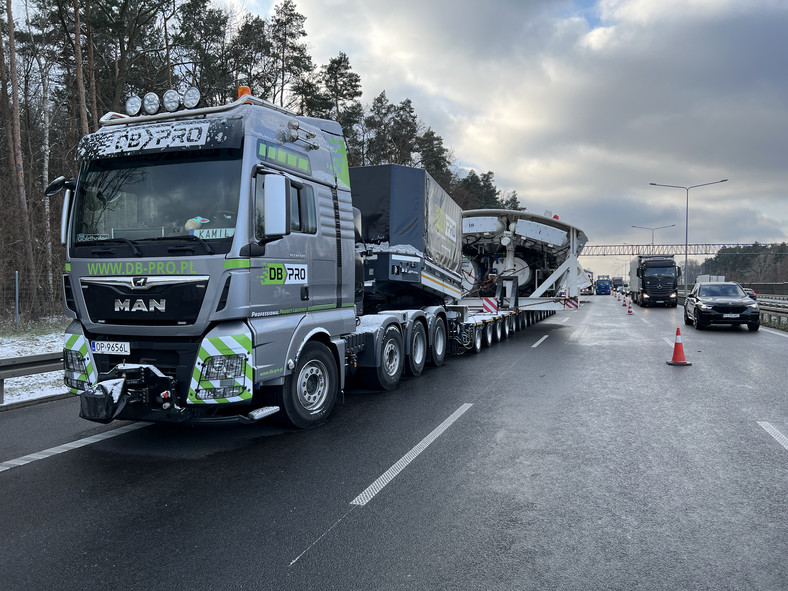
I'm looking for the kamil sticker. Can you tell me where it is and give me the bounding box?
[258,263,308,285]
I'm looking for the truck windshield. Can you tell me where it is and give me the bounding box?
[72,148,242,252]
[644,266,676,278]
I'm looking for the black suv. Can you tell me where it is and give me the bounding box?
[684,281,760,331]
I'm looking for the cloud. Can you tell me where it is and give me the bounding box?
[239,0,788,276]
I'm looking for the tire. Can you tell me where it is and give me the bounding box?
[362,324,403,390]
[472,326,483,353]
[493,319,503,342]
[277,342,337,429]
[684,308,692,326]
[484,322,494,347]
[693,313,704,330]
[405,321,427,377]
[430,316,447,367]
[748,322,760,332]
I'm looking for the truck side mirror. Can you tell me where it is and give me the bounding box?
[254,172,291,240]
[677,267,682,277]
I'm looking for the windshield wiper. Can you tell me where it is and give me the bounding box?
[142,234,215,254]
[91,237,142,257]
[168,234,214,254]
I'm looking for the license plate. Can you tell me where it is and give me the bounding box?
[91,341,130,355]
[722,313,740,319]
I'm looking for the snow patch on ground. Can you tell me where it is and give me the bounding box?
[0,331,67,406]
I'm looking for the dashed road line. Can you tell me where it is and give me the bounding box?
[351,403,473,506]
[532,335,549,348]
[758,421,788,452]
[0,423,148,473]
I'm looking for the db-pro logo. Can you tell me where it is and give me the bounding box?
[258,263,308,285]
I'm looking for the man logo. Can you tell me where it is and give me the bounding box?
[132,277,148,288]
[114,299,166,312]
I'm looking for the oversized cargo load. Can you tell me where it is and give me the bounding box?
[349,165,462,275]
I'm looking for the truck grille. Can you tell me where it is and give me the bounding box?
[81,277,208,326]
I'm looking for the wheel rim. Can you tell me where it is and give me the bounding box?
[297,359,329,411]
[474,328,482,350]
[383,340,401,377]
[485,324,493,346]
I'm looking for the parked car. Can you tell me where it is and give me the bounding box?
[684,281,760,331]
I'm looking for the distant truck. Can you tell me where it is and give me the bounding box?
[581,269,594,295]
[695,274,725,283]
[612,277,623,291]
[595,275,612,295]
[630,255,680,307]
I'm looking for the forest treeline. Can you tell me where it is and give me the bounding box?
[0,0,521,320]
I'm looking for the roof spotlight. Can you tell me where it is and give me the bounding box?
[125,95,142,116]
[163,90,181,112]
[183,87,201,109]
[143,92,160,115]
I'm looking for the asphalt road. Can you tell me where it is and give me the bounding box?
[1,296,786,590]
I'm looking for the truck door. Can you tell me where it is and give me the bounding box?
[249,172,335,317]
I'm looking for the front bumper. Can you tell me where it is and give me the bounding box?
[695,309,760,326]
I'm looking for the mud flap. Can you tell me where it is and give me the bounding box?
[79,379,128,424]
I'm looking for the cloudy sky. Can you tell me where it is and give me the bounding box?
[226,0,787,276]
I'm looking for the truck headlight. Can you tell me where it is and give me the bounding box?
[202,354,246,381]
[642,293,649,299]
[669,292,677,298]
[64,348,87,374]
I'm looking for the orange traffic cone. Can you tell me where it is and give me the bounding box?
[622,296,627,306]
[667,328,692,366]
[627,301,633,315]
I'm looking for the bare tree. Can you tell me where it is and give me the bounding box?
[5,0,39,317]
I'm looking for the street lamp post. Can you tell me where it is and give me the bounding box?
[649,179,728,295]
[631,224,676,245]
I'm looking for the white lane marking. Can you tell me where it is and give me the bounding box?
[0,423,148,473]
[289,506,357,567]
[532,335,549,348]
[758,422,788,452]
[350,403,473,507]
[558,316,569,323]
[762,328,788,339]
[663,337,675,347]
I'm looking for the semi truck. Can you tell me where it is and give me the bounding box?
[629,255,680,307]
[595,275,612,295]
[47,87,588,428]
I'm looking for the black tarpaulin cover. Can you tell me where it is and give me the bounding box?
[349,164,462,274]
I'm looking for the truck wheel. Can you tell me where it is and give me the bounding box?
[430,316,447,367]
[405,321,427,377]
[493,319,503,342]
[472,326,483,353]
[362,324,403,390]
[484,322,494,347]
[278,342,337,429]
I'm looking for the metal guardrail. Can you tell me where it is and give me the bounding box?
[0,352,63,405]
